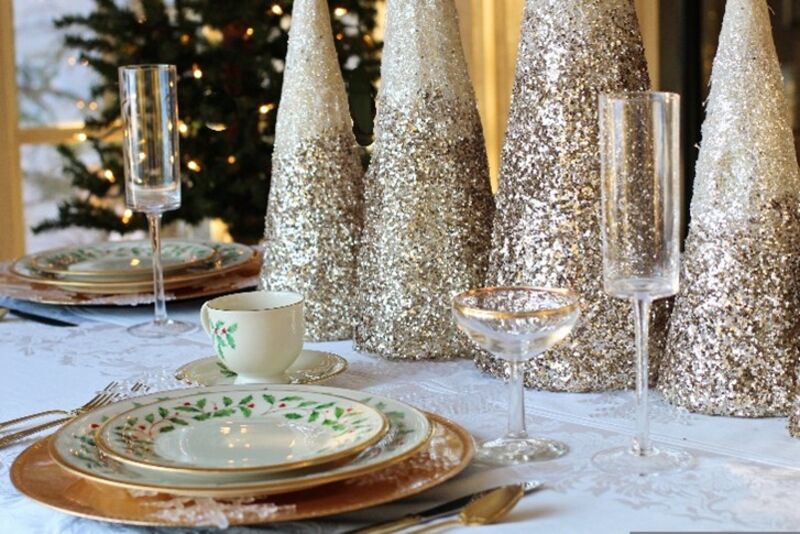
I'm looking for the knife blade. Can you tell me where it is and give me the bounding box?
[348,480,544,534]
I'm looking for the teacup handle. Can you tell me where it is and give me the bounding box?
[200,302,212,337]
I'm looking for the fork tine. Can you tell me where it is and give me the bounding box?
[83,391,116,412]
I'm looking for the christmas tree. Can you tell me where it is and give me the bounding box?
[33,0,380,243]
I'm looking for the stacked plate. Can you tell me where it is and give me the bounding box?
[11,384,474,527]
[4,240,260,304]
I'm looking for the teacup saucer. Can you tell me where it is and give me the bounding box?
[176,350,347,386]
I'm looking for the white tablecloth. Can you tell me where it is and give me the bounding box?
[2,303,800,533]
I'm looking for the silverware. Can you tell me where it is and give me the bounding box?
[407,484,526,533]
[351,481,542,534]
[0,305,78,327]
[0,381,120,430]
[0,382,146,449]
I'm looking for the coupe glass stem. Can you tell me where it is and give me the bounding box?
[507,359,528,439]
[632,296,652,456]
[147,212,167,325]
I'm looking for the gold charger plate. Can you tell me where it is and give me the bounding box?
[0,255,260,306]
[10,242,256,295]
[11,414,473,528]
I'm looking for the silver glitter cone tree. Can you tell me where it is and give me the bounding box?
[478,0,653,390]
[659,0,800,416]
[354,0,495,360]
[261,0,363,341]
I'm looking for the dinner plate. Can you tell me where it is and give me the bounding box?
[50,384,433,497]
[175,351,348,386]
[30,241,217,282]
[11,242,255,295]
[12,414,472,527]
[96,388,388,475]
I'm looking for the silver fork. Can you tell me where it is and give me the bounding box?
[0,382,144,448]
[0,381,120,430]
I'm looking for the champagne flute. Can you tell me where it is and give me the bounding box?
[119,64,195,338]
[593,91,692,475]
[452,287,580,465]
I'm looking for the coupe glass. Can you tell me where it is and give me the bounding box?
[119,65,194,338]
[452,287,580,465]
[593,91,692,475]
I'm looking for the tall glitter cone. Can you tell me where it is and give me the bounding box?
[659,0,800,416]
[478,0,654,391]
[353,0,495,360]
[260,0,364,341]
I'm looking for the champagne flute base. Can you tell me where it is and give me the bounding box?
[476,435,568,466]
[592,444,693,476]
[127,319,196,338]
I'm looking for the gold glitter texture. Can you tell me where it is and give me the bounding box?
[353,0,495,360]
[261,0,363,341]
[478,0,654,391]
[659,0,800,417]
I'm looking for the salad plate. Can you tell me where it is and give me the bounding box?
[30,241,216,282]
[95,388,388,475]
[49,384,433,497]
[176,351,348,386]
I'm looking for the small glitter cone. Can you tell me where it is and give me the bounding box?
[353,0,495,360]
[478,0,654,391]
[659,0,800,416]
[790,392,800,437]
[260,0,364,341]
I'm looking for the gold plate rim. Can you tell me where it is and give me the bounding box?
[174,352,349,386]
[93,391,390,476]
[12,414,472,527]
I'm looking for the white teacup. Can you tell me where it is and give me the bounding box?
[200,290,304,384]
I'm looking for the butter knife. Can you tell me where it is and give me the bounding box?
[348,480,544,534]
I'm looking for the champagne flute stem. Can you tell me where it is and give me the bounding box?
[507,359,528,439]
[147,212,167,325]
[632,296,652,456]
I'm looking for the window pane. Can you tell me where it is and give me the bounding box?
[14,0,99,127]
[21,144,108,253]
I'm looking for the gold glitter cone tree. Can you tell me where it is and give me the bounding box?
[478,0,652,390]
[659,0,800,416]
[261,0,364,341]
[354,0,495,360]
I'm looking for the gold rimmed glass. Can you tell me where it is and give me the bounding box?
[452,287,580,465]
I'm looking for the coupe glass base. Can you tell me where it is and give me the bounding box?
[127,319,196,338]
[476,436,569,466]
[592,445,693,476]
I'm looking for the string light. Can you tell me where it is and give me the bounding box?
[335,32,344,41]
[103,169,115,182]
[270,4,283,15]
[178,121,189,135]
[333,7,348,17]
[67,56,77,66]
[227,155,237,164]
[88,101,98,111]
[75,100,86,109]
[180,33,191,44]
[245,27,254,37]
[187,160,201,172]
[75,133,87,142]
[259,103,275,114]
[121,209,133,224]
[192,64,203,79]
